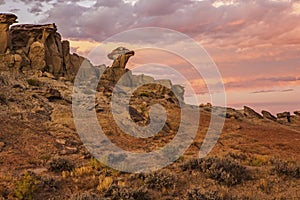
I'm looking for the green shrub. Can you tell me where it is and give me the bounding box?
[27,79,41,87]
[14,172,40,200]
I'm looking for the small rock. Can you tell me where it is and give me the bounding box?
[0,141,5,151]
[55,139,66,145]
[43,72,55,79]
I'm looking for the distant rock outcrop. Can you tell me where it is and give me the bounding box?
[243,106,263,119]
[262,110,277,121]
[277,112,291,123]
[294,111,300,116]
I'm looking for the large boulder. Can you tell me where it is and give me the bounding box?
[243,106,263,119]
[261,110,277,121]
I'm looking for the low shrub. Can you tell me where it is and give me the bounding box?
[105,185,150,200]
[186,189,223,200]
[71,192,100,200]
[273,160,300,178]
[139,171,176,190]
[14,172,40,200]
[27,79,41,87]
[182,157,250,186]
[48,158,74,173]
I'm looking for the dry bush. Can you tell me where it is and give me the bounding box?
[97,175,113,192]
[105,185,150,200]
[71,192,100,200]
[182,157,250,186]
[138,171,176,191]
[273,160,300,178]
[48,158,74,173]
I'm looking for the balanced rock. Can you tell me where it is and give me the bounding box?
[262,110,277,121]
[111,50,135,69]
[243,106,263,119]
[108,47,130,60]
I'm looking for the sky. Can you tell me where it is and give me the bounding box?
[0,0,299,114]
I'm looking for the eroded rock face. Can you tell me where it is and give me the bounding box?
[9,23,86,79]
[0,13,17,54]
[262,110,277,121]
[244,106,263,119]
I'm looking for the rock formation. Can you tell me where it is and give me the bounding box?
[262,110,277,121]
[100,47,185,103]
[0,13,87,80]
[0,13,17,54]
[277,112,291,123]
[243,106,263,119]
[9,23,86,79]
[0,14,186,103]
[294,111,300,116]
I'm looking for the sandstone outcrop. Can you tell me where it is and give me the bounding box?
[0,13,17,54]
[243,106,263,119]
[294,111,300,116]
[262,110,277,121]
[9,23,86,79]
[0,13,88,81]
